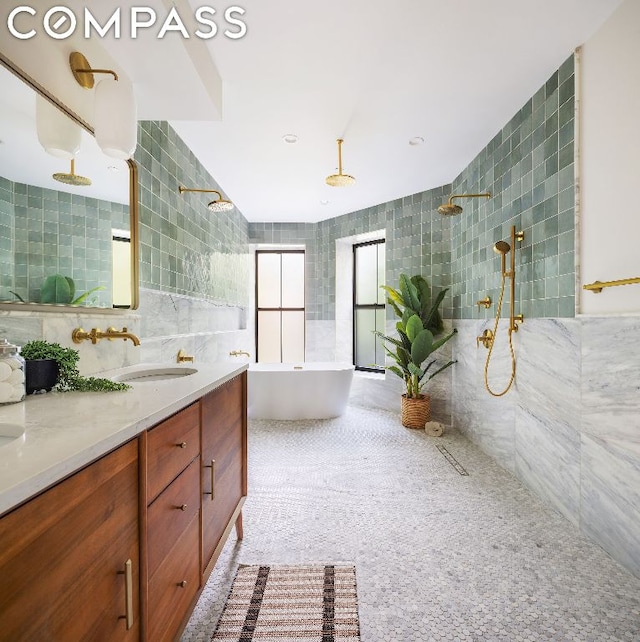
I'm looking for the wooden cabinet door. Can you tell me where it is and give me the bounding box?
[0,440,140,642]
[200,372,247,574]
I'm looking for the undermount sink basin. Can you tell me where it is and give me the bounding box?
[111,367,198,383]
[0,423,25,448]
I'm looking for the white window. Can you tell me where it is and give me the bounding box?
[256,250,305,362]
[353,240,385,372]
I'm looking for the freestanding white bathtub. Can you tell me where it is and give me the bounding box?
[248,362,355,420]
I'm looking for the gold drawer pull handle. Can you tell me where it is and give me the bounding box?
[178,580,188,588]
[204,459,215,501]
[177,442,187,449]
[177,504,188,511]
[118,559,134,630]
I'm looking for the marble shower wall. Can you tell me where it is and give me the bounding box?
[451,316,640,578]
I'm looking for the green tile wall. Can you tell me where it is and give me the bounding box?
[249,55,575,323]
[450,55,575,319]
[135,121,250,305]
[249,185,451,321]
[0,175,128,307]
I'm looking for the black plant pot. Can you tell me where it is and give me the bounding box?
[25,359,59,394]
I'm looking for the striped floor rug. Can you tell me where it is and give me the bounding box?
[211,564,361,641]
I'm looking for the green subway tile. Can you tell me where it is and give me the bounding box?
[559,273,575,297]
[558,296,575,317]
[558,230,574,254]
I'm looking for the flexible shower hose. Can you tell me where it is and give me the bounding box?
[484,272,516,397]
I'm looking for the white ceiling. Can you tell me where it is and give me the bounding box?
[1,0,624,222]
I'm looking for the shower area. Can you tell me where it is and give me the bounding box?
[249,52,640,581]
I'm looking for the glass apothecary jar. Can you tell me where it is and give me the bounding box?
[0,339,26,404]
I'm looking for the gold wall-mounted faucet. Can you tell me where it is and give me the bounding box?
[229,350,250,358]
[177,349,194,363]
[72,326,141,346]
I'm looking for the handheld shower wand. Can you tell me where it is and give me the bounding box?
[482,226,524,397]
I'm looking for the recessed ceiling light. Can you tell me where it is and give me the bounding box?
[409,136,425,146]
[282,134,298,144]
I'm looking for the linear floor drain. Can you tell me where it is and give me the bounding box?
[436,445,469,476]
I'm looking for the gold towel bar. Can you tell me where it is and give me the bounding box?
[583,277,640,293]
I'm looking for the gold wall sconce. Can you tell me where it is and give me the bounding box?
[68,51,137,160]
[325,138,356,187]
[179,186,235,212]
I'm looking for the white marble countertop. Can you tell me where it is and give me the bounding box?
[0,361,247,517]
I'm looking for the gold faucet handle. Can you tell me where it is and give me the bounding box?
[476,328,494,349]
[177,349,194,363]
[476,296,492,309]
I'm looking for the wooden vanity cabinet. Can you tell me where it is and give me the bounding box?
[143,402,201,642]
[0,439,140,642]
[200,373,247,578]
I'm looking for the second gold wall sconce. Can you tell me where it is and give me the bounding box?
[179,186,235,212]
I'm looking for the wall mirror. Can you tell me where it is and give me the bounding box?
[0,55,139,311]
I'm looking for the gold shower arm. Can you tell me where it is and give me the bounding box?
[179,186,223,199]
[583,277,640,293]
[447,192,491,205]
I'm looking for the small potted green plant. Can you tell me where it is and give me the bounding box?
[20,340,130,393]
[376,274,457,428]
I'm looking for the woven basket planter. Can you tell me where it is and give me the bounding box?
[401,394,431,429]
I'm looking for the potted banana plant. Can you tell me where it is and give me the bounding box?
[376,274,457,428]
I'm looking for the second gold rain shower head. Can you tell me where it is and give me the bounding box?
[325,138,355,187]
[52,159,91,187]
[438,192,491,215]
[178,186,234,212]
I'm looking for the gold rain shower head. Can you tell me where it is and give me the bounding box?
[325,138,356,187]
[178,186,234,212]
[52,159,92,187]
[437,192,491,216]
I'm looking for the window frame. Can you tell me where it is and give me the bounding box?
[255,249,306,363]
[352,239,385,373]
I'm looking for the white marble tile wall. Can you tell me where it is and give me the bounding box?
[305,320,336,362]
[451,319,517,472]
[0,308,140,375]
[450,315,640,578]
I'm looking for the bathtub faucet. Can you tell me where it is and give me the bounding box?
[229,350,251,358]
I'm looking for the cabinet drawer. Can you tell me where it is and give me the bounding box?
[147,458,200,578]
[147,515,200,642]
[147,402,200,503]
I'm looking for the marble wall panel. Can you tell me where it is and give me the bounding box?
[581,434,640,577]
[515,406,581,525]
[581,317,640,445]
[515,319,581,524]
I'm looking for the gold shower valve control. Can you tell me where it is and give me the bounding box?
[476,296,492,309]
[511,314,524,331]
[476,329,494,349]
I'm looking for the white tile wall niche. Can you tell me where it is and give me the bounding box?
[137,288,253,367]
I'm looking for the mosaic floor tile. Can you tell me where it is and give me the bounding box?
[181,406,640,642]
